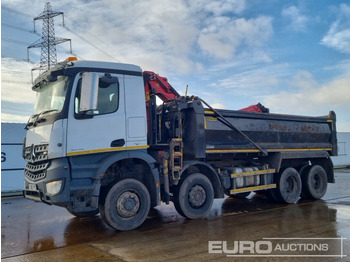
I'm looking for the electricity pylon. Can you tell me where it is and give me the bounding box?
[27,2,71,76]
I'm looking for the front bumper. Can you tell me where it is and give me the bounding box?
[24,157,100,213]
[24,158,71,207]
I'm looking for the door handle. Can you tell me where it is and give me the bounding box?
[111,139,125,147]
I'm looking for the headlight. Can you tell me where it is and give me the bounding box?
[46,180,63,196]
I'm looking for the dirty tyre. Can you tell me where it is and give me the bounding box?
[272,167,301,203]
[99,179,150,231]
[301,165,327,199]
[267,187,283,202]
[173,173,214,219]
[66,207,99,218]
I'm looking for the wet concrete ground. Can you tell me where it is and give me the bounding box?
[2,169,350,261]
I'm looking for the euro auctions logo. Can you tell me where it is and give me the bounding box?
[209,240,273,255]
[208,237,347,258]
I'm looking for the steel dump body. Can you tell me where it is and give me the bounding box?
[161,99,337,160]
[204,109,337,155]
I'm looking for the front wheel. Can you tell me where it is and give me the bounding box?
[99,179,151,231]
[173,173,214,219]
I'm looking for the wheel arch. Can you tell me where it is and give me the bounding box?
[96,150,160,207]
[310,156,334,183]
[268,150,334,184]
[180,160,224,198]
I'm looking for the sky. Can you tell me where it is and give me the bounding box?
[1,0,350,131]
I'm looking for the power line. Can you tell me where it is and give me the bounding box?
[3,5,119,64]
[2,22,40,36]
[2,37,32,46]
[62,18,121,62]
[1,6,33,18]
[63,25,119,62]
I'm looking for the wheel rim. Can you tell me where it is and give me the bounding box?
[312,173,321,191]
[286,176,297,194]
[116,191,140,218]
[188,185,206,208]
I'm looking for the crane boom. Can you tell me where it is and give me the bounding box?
[143,71,180,103]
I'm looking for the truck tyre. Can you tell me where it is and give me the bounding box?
[173,173,214,219]
[301,165,327,199]
[66,207,99,218]
[99,179,151,231]
[271,167,301,204]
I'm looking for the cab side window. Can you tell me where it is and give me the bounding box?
[75,74,119,116]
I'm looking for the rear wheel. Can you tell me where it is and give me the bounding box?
[99,179,150,231]
[270,167,301,203]
[301,165,327,199]
[173,173,214,219]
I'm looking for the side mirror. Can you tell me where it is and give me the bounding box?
[80,72,99,112]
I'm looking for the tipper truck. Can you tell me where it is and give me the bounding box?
[23,57,338,230]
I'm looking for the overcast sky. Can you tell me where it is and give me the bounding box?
[1,0,350,131]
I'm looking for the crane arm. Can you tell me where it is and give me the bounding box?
[143,71,180,103]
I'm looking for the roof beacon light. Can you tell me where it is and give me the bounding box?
[66,57,78,61]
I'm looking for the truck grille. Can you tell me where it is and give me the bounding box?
[24,144,49,163]
[24,144,49,182]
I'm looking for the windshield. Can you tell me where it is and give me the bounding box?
[33,75,69,115]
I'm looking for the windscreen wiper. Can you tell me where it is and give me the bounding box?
[38,109,59,116]
[24,109,59,129]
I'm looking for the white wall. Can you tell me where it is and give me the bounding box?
[1,123,26,192]
[331,132,350,167]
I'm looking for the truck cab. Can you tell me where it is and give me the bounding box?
[23,59,159,228]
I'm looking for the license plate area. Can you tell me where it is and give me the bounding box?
[28,183,37,191]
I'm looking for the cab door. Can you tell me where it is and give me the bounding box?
[66,72,126,156]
